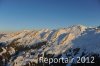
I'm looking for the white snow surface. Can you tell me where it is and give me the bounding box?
[0,25,100,66]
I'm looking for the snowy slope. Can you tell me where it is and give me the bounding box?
[0,25,100,66]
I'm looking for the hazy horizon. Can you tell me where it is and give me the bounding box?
[0,0,100,31]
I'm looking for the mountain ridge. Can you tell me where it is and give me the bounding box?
[0,25,100,66]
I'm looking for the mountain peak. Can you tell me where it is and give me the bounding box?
[70,24,87,28]
[0,25,100,66]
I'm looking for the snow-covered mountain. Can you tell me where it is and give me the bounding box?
[0,25,100,66]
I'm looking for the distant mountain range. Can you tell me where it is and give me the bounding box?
[0,25,100,66]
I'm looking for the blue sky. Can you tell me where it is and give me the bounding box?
[0,0,100,31]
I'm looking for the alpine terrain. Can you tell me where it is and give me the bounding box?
[0,25,100,66]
